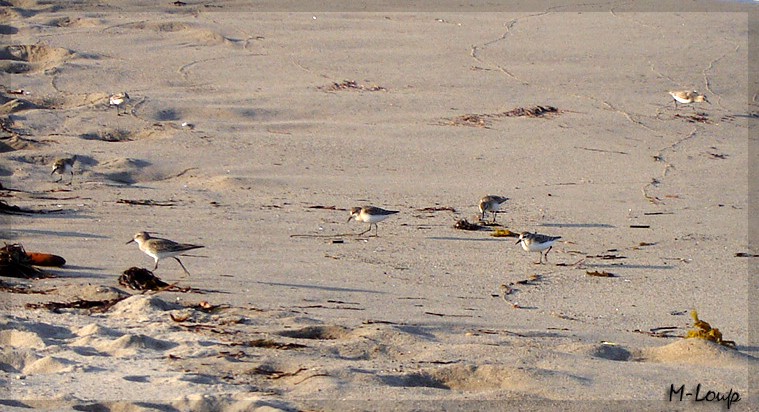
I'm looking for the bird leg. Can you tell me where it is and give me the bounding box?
[174,257,192,276]
[358,225,372,236]
[543,246,553,263]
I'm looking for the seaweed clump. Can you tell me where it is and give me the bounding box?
[490,229,516,237]
[119,267,170,291]
[453,219,483,231]
[685,310,736,348]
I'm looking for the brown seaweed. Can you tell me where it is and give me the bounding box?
[235,339,308,350]
[118,267,170,290]
[685,310,736,348]
[586,270,616,277]
[453,219,483,231]
[26,297,125,313]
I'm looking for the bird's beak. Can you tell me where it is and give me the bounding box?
[515,239,522,244]
[50,170,55,175]
[126,239,134,244]
[347,216,353,223]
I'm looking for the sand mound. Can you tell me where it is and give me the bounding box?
[7,153,50,166]
[44,16,104,29]
[382,363,552,393]
[638,339,757,367]
[171,393,293,412]
[81,123,175,143]
[80,128,135,143]
[0,91,109,114]
[75,323,123,338]
[0,96,39,114]
[0,44,71,73]
[92,157,150,184]
[0,348,39,373]
[108,295,181,322]
[91,155,197,184]
[94,334,177,357]
[0,134,48,152]
[331,325,426,361]
[1,89,112,114]
[0,315,73,341]
[23,355,75,374]
[123,21,236,47]
[0,329,46,349]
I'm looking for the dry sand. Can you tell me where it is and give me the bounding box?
[1,1,757,411]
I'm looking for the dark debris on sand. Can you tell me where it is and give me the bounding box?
[119,267,170,291]
[453,219,484,231]
[0,243,55,279]
[442,105,561,128]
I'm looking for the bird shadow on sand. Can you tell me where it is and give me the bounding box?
[426,237,502,242]
[12,229,110,239]
[540,222,615,228]
[584,263,673,270]
[256,281,385,295]
[28,266,114,280]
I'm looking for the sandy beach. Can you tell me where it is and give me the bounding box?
[1,1,757,410]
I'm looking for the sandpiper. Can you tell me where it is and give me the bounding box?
[479,195,509,223]
[127,231,204,276]
[668,90,708,109]
[516,231,561,264]
[51,156,76,183]
[348,206,399,236]
[110,92,130,115]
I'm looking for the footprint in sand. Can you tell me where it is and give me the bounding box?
[558,342,633,361]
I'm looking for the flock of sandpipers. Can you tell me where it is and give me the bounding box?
[47,90,709,276]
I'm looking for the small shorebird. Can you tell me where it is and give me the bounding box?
[348,206,399,236]
[127,231,204,276]
[51,156,76,183]
[516,231,562,264]
[669,90,709,109]
[110,92,130,115]
[479,195,509,223]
